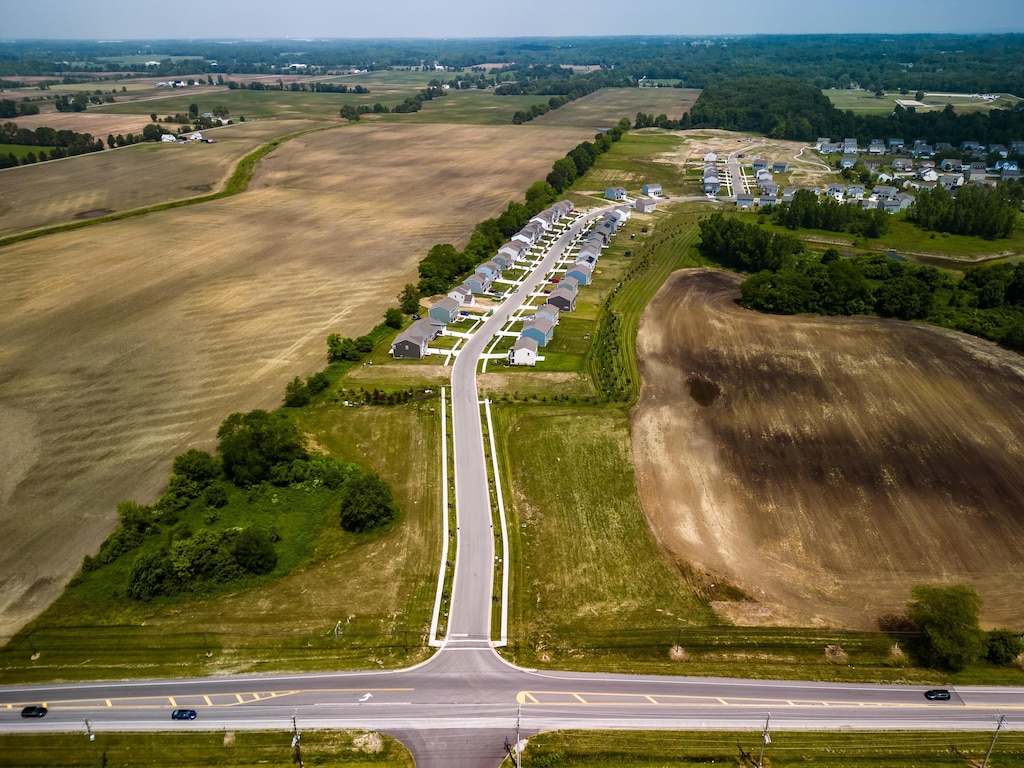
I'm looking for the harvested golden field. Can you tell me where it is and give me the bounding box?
[534,87,700,128]
[0,119,322,237]
[633,269,1024,629]
[0,120,593,639]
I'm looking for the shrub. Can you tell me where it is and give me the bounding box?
[339,471,399,533]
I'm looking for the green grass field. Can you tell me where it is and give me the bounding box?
[824,88,1023,115]
[0,730,412,768]
[521,729,1024,767]
[0,143,55,160]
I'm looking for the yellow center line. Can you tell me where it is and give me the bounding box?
[168,697,177,707]
[645,695,658,704]
[203,695,212,706]
[572,693,587,703]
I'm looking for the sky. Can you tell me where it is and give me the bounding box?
[3,0,1022,40]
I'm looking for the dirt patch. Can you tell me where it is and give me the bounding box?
[0,120,593,640]
[633,268,1024,629]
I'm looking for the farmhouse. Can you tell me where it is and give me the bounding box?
[634,196,657,213]
[641,182,663,196]
[605,186,628,201]
[429,297,461,324]
[508,336,539,367]
[546,287,577,313]
[391,319,438,359]
[521,316,555,347]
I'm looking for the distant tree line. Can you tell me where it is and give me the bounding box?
[0,121,104,168]
[697,214,1024,351]
[0,98,39,117]
[685,76,1024,145]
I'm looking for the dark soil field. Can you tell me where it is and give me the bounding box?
[632,269,1024,629]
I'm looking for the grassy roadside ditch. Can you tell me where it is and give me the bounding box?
[0,730,413,768]
[515,729,1024,767]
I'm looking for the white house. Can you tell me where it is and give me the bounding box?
[509,336,539,367]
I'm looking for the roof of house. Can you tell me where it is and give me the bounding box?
[433,297,460,314]
[512,336,539,353]
[522,316,554,336]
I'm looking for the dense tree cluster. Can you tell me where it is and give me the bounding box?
[216,410,308,487]
[696,213,805,272]
[773,189,891,238]
[907,184,1021,239]
[0,121,104,168]
[338,472,400,533]
[0,98,39,117]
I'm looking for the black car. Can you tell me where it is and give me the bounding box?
[171,708,197,720]
[20,706,47,718]
[924,689,951,701]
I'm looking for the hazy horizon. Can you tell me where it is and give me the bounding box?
[4,0,1022,41]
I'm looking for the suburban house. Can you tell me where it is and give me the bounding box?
[772,161,789,173]
[641,182,663,196]
[940,159,964,172]
[843,138,859,154]
[498,240,528,264]
[605,186,628,201]
[826,183,845,200]
[428,297,461,324]
[508,336,539,367]
[816,137,832,149]
[879,198,902,214]
[567,262,594,285]
[940,173,964,191]
[391,319,439,360]
[868,139,885,155]
[634,196,657,213]
[702,177,721,194]
[492,252,513,270]
[535,304,560,325]
[758,195,776,207]
[512,221,545,246]
[703,152,718,162]
[892,158,914,172]
[520,316,555,347]
[551,199,575,218]
[911,143,934,158]
[752,159,769,171]
[546,287,577,313]
[895,192,916,211]
[840,156,858,170]
[888,138,905,150]
[529,209,558,231]
[465,272,492,294]
[846,184,866,199]
[873,185,898,200]
[477,260,502,280]
[577,240,602,262]
[736,193,756,208]
[558,276,580,295]
[960,140,983,152]
[448,285,474,306]
[819,142,840,154]
[758,180,779,196]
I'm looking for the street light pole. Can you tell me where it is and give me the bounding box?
[756,712,771,768]
[982,714,1006,768]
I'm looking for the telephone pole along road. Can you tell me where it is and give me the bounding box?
[1,207,1022,767]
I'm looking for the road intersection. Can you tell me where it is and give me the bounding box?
[2,206,1022,766]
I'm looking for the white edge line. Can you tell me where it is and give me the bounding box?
[483,397,510,647]
[428,385,450,647]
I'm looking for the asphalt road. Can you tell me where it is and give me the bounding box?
[2,207,1022,765]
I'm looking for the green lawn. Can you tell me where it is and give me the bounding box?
[0,730,412,768]
[0,143,55,159]
[523,729,1024,767]
[824,88,1023,115]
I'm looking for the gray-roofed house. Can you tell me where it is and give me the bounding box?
[873,185,898,200]
[605,186,627,201]
[535,304,560,325]
[736,193,755,208]
[492,252,513,270]
[521,316,554,347]
[758,195,776,207]
[512,221,544,245]
[895,192,916,211]
[546,287,577,313]
[641,182,663,196]
[826,183,845,200]
[846,184,865,199]
[557,275,580,294]
[477,260,502,279]
[634,196,657,213]
[498,240,528,263]
[772,161,789,173]
[391,319,437,359]
[892,158,913,172]
[566,262,594,285]
[428,297,461,324]
[509,336,539,367]
[840,155,858,170]
[702,177,721,194]
[449,284,473,306]
[465,272,492,294]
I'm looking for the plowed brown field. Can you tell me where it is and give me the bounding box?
[0,120,592,639]
[633,269,1024,629]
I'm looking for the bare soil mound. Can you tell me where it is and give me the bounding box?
[633,269,1024,628]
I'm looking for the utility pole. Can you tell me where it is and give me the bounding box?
[83,718,102,768]
[291,715,304,768]
[756,712,771,768]
[515,704,522,768]
[982,714,1006,768]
